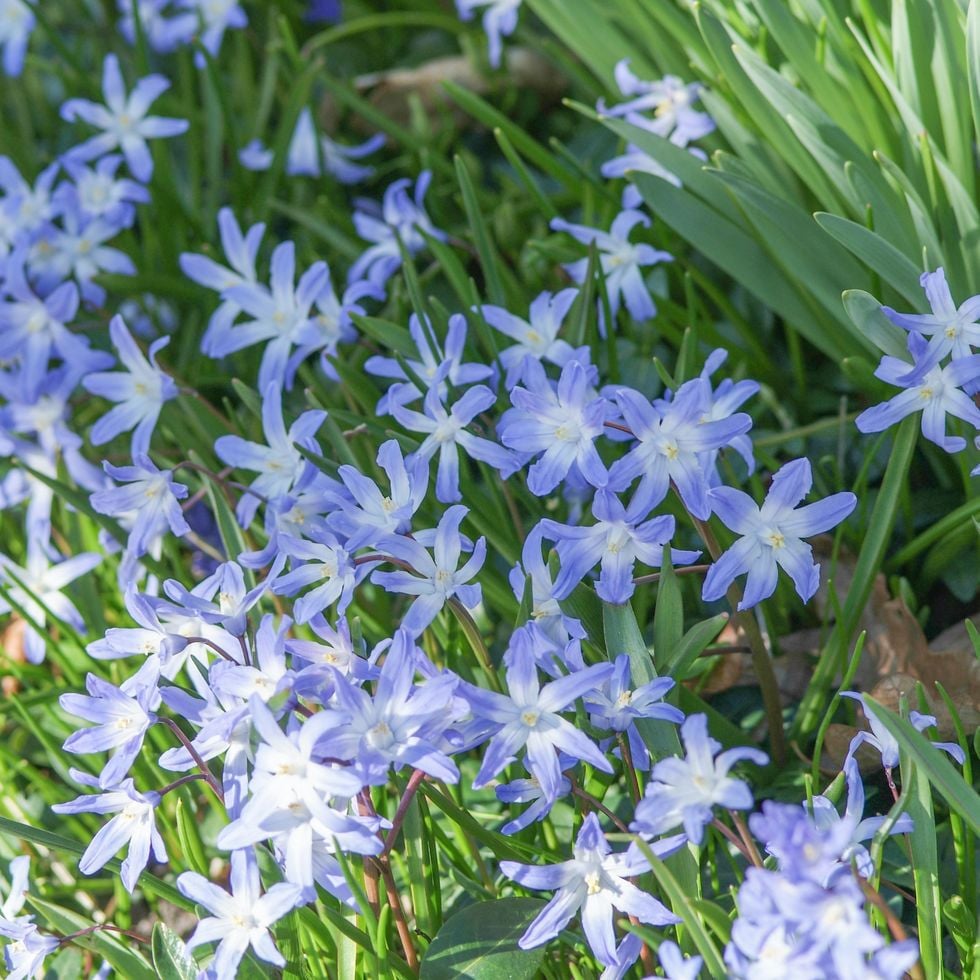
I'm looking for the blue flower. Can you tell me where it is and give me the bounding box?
[500,812,680,966]
[52,769,166,893]
[348,171,446,289]
[585,654,682,770]
[479,288,585,388]
[328,439,428,550]
[286,107,385,184]
[541,488,699,605]
[0,250,90,398]
[60,669,160,788]
[58,154,150,227]
[455,0,521,68]
[61,54,189,182]
[840,692,965,772]
[498,358,610,495]
[272,530,364,621]
[83,315,177,455]
[313,627,463,785]
[177,851,302,976]
[392,385,517,503]
[90,454,191,558]
[808,757,913,882]
[855,332,980,452]
[465,629,615,798]
[608,377,753,519]
[631,713,767,844]
[599,61,715,146]
[365,312,494,413]
[117,0,196,54]
[551,210,672,326]
[183,0,248,61]
[180,207,266,355]
[508,525,586,649]
[702,457,857,609]
[0,546,102,664]
[0,0,34,77]
[214,382,327,526]
[286,274,381,385]
[882,267,980,383]
[215,241,330,391]
[372,505,486,634]
[0,920,59,980]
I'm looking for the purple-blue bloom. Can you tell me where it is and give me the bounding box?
[60,54,189,182]
[83,314,177,456]
[551,210,672,327]
[180,207,265,355]
[455,0,521,68]
[328,439,428,550]
[348,171,446,290]
[214,382,327,526]
[703,457,856,609]
[286,107,385,184]
[882,267,980,383]
[540,489,699,605]
[498,358,610,495]
[608,376,752,519]
[60,669,160,788]
[500,812,680,966]
[216,241,329,391]
[478,288,586,388]
[599,61,715,146]
[272,530,365,621]
[840,692,966,772]
[465,630,614,799]
[365,312,494,413]
[314,627,463,785]
[631,713,767,844]
[90,455,191,558]
[177,850,302,976]
[58,154,150,227]
[855,332,980,452]
[52,769,166,893]
[0,0,34,77]
[585,654,683,770]
[0,547,102,664]
[372,505,486,635]
[392,385,518,503]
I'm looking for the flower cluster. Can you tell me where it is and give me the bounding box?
[0,7,964,980]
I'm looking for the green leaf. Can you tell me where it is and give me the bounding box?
[454,155,508,305]
[841,289,908,357]
[152,923,197,980]
[662,614,730,678]
[813,212,923,304]
[969,1,980,154]
[902,754,944,976]
[652,552,683,671]
[865,701,980,835]
[794,417,918,741]
[28,897,155,980]
[633,842,727,979]
[419,898,546,980]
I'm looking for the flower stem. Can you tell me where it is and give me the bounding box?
[688,511,786,767]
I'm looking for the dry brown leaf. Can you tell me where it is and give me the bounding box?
[322,49,566,131]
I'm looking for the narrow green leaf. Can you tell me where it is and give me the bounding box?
[28,897,155,980]
[152,923,197,980]
[794,417,917,741]
[814,212,923,304]
[454,155,507,305]
[633,842,727,979]
[841,289,908,357]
